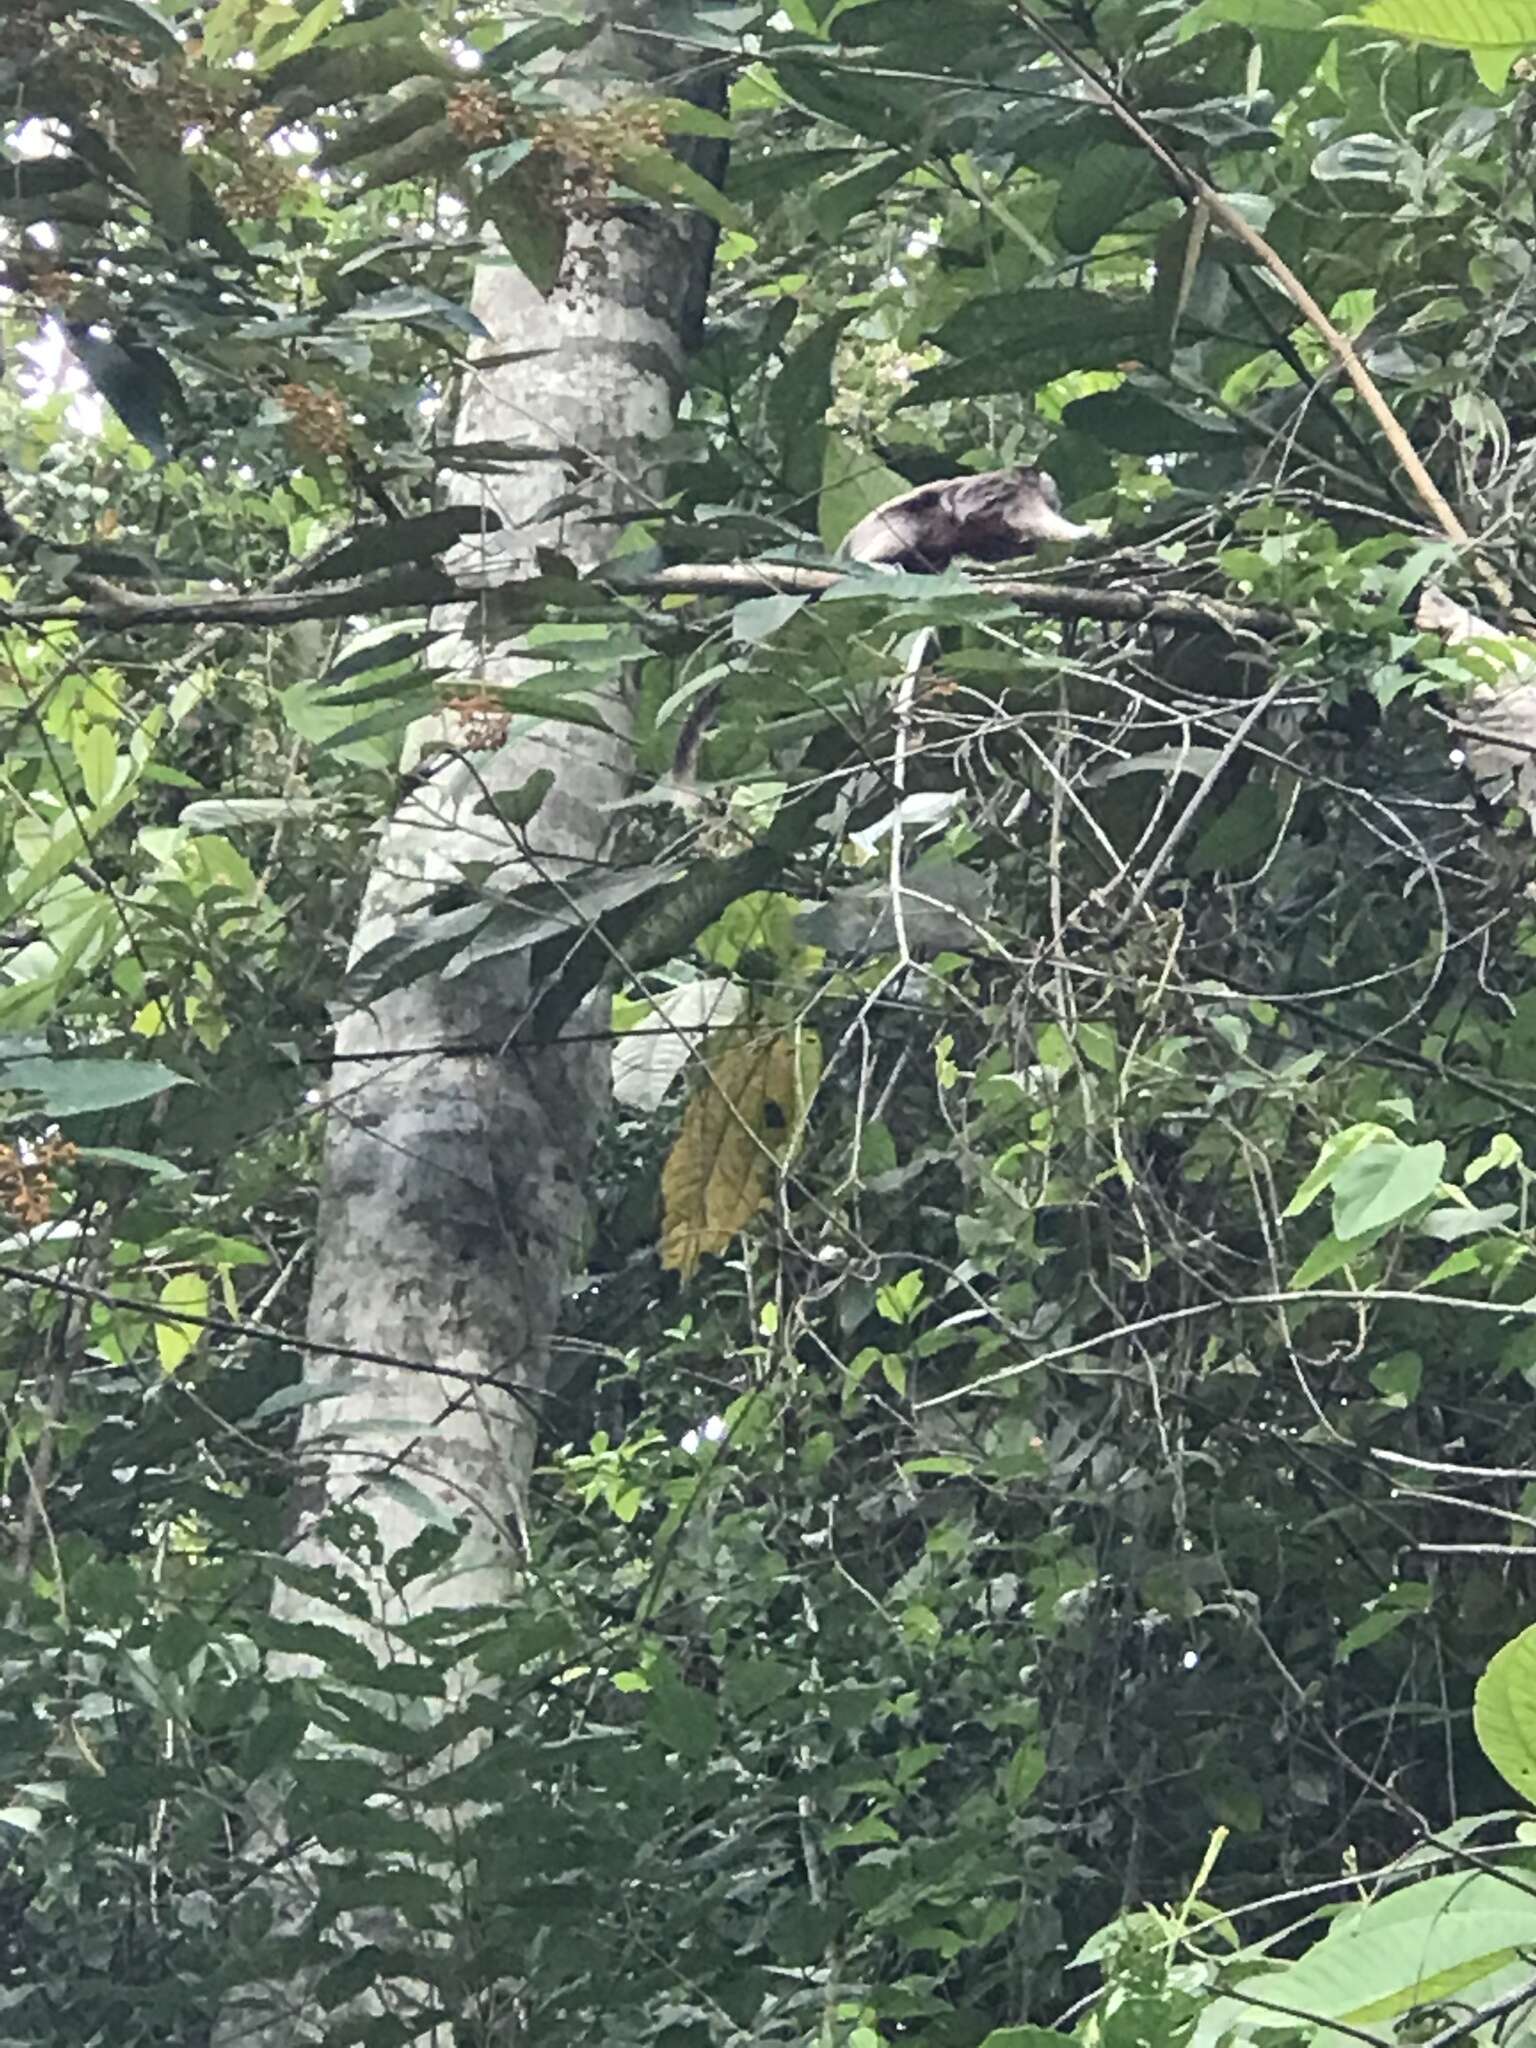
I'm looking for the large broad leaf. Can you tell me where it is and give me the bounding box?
[335,285,488,337]
[1345,0,1536,48]
[481,166,567,295]
[1063,386,1238,455]
[1476,1626,1536,1803]
[615,147,743,229]
[1176,0,1330,32]
[660,1030,822,1276]
[443,864,683,977]
[292,508,497,586]
[1053,142,1164,253]
[612,980,745,1113]
[768,312,852,510]
[819,432,909,554]
[912,290,1159,402]
[1345,0,1536,78]
[1330,1139,1445,1240]
[1192,1871,1536,2047]
[808,151,911,240]
[0,1056,187,1114]
[74,0,181,55]
[771,53,932,146]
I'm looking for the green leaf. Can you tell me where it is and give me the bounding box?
[772,54,930,145]
[336,285,488,337]
[647,1653,718,1761]
[809,150,911,240]
[1002,1746,1047,1809]
[294,508,492,586]
[616,147,743,228]
[1285,1123,1395,1215]
[239,1701,311,1779]
[1344,0,1536,53]
[1290,1230,1368,1288]
[1188,785,1280,875]
[1336,1582,1431,1662]
[155,1270,208,1373]
[827,1814,900,1847]
[1053,143,1164,253]
[650,95,734,139]
[77,724,117,806]
[75,0,181,55]
[1368,1350,1422,1402]
[1476,1625,1536,1802]
[1178,0,1329,29]
[732,593,811,642]
[0,1056,187,1114]
[1331,1140,1445,1240]
[476,768,554,830]
[1063,386,1238,455]
[263,0,343,61]
[1199,1871,1536,2033]
[482,158,567,295]
[913,290,1159,402]
[768,311,852,508]
[73,1145,185,1181]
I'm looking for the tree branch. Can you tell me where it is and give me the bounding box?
[0,561,1294,639]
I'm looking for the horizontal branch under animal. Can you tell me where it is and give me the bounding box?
[0,561,1295,640]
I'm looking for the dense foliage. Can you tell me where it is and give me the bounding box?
[8,0,1536,2043]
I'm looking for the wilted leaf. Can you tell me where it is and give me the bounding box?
[660,1030,822,1275]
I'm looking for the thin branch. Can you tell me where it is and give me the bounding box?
[1420,1974,1536,2048]
[1013,3,1475,556]
[0,1258,539,1397]
[1223,1988,1394,2048]
[1373,1448,1536,1482]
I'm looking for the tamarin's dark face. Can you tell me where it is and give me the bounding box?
[842,465,1091,571]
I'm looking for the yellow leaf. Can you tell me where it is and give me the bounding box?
[659,1029,820,1276]
[156,1271,208,1373]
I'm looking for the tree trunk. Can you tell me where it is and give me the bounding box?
[215,11,721,2040]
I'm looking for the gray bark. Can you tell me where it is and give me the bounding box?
[215,11,720,2040]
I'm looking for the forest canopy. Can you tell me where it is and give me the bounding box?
[7,1,1536,2045]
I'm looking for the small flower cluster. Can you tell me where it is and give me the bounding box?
[278,382,350,459]
[0,1137,77,1228]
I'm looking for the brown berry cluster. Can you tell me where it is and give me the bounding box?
[279,382,351,459]
[530,99,671,216]
[0,1137,77,1228]
[28,267,75,308]
[214,149,299,221]
[443,692,510,751]
[448,84,510,148]
[161,68,254,132]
